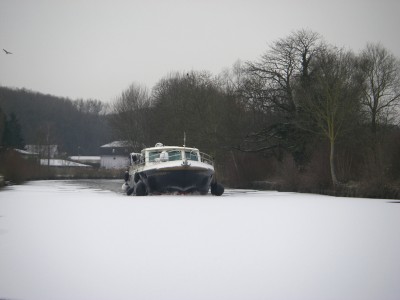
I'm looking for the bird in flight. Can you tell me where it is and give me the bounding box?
[3,49,12,54]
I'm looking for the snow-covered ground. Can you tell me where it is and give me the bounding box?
[0,180,399,300]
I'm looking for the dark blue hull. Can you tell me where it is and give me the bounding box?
[139,166,214,194]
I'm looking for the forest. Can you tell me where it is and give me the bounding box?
[1,29,400,198]
[0,88,111,155]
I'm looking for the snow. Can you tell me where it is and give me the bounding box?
[69,156,101,163]
[14,148,39,156]
[40,159,92,167]
[0,180,399,300]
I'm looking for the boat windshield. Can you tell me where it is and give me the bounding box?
[148,150,182,162]
[185,150,199,161]
[168,150,182,161]
[148,151,160,162]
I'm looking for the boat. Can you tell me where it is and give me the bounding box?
[122,143,224,196]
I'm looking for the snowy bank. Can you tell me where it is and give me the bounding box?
[0,180,399,300]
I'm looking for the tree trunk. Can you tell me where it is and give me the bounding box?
[371,110,377,136]
[329,138,339,187]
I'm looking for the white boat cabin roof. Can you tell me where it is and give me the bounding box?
[141,144,199,153]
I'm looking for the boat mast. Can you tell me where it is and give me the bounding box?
[182,132,189,166]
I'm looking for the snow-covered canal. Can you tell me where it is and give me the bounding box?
[1,180,399,300]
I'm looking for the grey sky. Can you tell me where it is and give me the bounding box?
[1,0,399,102]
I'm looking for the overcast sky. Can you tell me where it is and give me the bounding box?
[1,0,399,102]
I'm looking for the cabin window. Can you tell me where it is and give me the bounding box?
[149,151,161,162]
[168,150,182,161]
[185,151,199,161]
[148,150,182,162]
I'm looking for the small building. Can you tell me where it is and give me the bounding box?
[26,144,58,159]
[100,141,132,169]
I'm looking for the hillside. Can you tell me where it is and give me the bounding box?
[0,86,112,155]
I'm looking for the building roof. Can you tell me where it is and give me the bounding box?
[14,148,39,156]
[100,141,132,148]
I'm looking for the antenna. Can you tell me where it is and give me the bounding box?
[182,131,190,166]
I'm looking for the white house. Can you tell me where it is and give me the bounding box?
[100,141,132,169]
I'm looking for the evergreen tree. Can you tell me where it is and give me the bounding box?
[0,107,5,145]
[2,113,25,148]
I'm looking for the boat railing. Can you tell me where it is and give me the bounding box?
[199,152,214,165]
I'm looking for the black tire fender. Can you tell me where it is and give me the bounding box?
[124,171,129,182]
[211,182,224,196]
[135,181,147,196]
[134,173,140,183]
[127,187,134,196]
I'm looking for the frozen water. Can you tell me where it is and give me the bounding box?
[0,180,399,300]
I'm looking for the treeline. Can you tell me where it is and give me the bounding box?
[0,87,112,155]
[1,29,400,198]
[110,29,400,198]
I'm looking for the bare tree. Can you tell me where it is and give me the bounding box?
[245,29,324,115]
[110,83,151,149]
[240,29,325,163]
[360,43,400,134]
[150,70,247,157]
[298,47,363,185]
[74,99,105,115]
